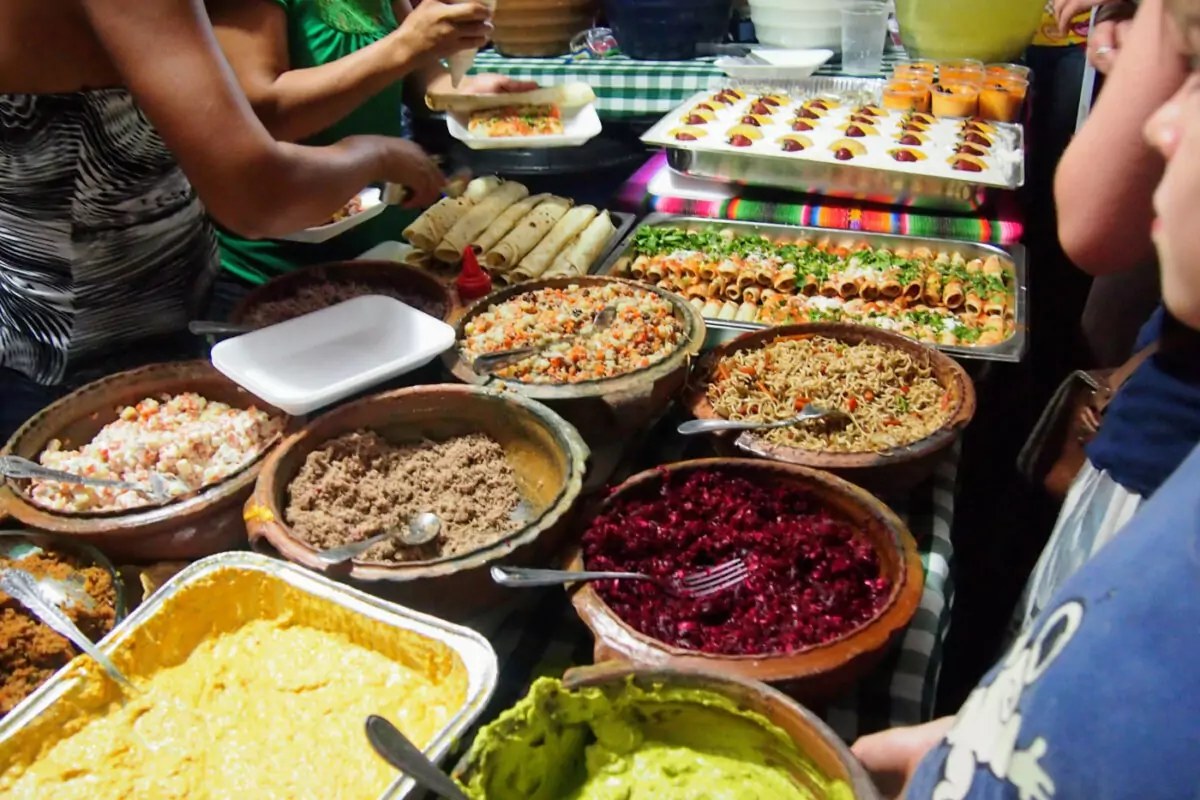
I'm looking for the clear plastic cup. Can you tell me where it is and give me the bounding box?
[883,79,933,113]
[841,2,890,76]
[986,63,1032,81]
[979,77,1028,122]
[931,80,981,118]
[893,60,937,84]
[939,59,985,84]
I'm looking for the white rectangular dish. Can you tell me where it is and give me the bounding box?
[446,103,603,150]
[716,49,834,81]
[277,186,386,244]
[211,295,455,415]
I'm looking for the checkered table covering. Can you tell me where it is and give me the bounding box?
[460,436,959,747]
[470,48,912,119]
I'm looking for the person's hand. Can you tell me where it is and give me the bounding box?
[455,73,539,95]
[1054,0,1119,34]
[850,717,955,800]
[1088,16,1135,74]
[375,138,445,209]
[395,0,493,64]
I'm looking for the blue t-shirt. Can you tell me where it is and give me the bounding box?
[1086,305,1200,497]
[905,441,1200,800]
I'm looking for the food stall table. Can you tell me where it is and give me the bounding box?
[464,408,959,746]
[469,50,915,120]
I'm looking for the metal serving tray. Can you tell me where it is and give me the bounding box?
[592,213,1029,363]
[643,77,1026,213]
[0,552,498,800]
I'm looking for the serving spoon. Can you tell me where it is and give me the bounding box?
[365,714,472,800]
[314,512,443,565]
[0,567,136,692]
[471,305,619,375]
[188,320,253,337]
[676,404,845,436]
[0,455,172,504]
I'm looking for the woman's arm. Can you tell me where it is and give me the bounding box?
[1054,0,1188,275]
[209,0,490,143]
[80,0,435,238]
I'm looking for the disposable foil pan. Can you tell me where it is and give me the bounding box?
[592,213,1029,363]
[0,552,499,800]
[643,77,1026,212]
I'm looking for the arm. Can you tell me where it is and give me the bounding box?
[1054,0,1188,275]
[208,0,427,143]
[80,0,405,238]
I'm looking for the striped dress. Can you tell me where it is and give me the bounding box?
[0,88,217,386]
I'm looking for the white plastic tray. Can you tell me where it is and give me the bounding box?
[716,49,834,81]
[446,104,602,150]
[210,295,455,415]
[277,187,386,244]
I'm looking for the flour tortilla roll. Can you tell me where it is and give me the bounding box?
[511,205,598,281]
[403,249,432,270]
[484,196,573,272]
[434,181,529,264]
[463,175,503,203]
[402,196,473,252]
[471,193,552,254]
[542,211,616,278]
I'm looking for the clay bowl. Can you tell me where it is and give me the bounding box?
[453,664,881,799]
[568,458,923,704]
[445,276,706,489]
[0,362,292,562]
[493,0,599,57]
[683,322,976,495]
[245,384,589,620]
[229,260,459,327]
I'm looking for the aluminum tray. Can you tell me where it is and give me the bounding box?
[592,213,1029,363]
[643,77,1026,212]
[0,552,498,800]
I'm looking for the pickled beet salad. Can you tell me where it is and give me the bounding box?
[581,468,891,656]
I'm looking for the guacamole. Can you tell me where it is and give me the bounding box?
[457,677,853,800]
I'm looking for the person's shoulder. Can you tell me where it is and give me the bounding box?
[904,444,1200,800]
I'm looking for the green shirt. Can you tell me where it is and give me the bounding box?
[218,0,419,284]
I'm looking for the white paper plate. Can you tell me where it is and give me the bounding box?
[211,295,455,416]
[446,104,603,150]
[356,241,415,262]
[715,49,835,81]
[276,187,386,244]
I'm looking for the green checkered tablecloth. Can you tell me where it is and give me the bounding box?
[470,49,912,119]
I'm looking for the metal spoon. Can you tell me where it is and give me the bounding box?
[314,512,443,565]
[0,455,172,503]
[471,305,619,375]
[365,714,472,800]
[0,567,136,692]
[188,320,253,337]
[676,404,845,436]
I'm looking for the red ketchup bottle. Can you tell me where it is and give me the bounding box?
[455,246,493,301]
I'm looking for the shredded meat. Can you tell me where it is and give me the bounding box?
[285,430,523,563]
[244,282,444,327]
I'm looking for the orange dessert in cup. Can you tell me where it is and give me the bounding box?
[894,61,937,84]
[883,79,933,113]
[939,59,985,84]
[931,81,981,118]
[979,77,1028,122]
[986,63,1031,81]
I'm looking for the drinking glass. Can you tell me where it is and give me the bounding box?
[841,2,890,76]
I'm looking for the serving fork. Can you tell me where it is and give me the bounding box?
[0,455,172,504]
[490,559,749,599]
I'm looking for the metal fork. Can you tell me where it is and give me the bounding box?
[490,559,749,599]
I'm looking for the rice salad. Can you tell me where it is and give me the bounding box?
[30,393,283,512]
[460,283,686,383]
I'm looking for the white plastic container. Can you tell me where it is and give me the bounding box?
[211,295,455,416]
[276,187,386,244]
[749,0,844,50]
[446,103,602,150]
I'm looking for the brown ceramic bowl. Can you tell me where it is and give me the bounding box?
[446,276,705,489]
[0,362,292,562]
[567,458,923,703]
[229,260,459,327]
[492,0,598,57]
[245,384,589,619]
[683,322,976,494]
[453,663,881,799]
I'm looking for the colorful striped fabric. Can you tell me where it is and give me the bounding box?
[614,153,1026,246]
